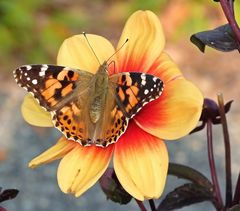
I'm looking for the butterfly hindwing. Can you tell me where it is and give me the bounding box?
[51,92,95,146]
[13,64,93,111]
[93,87,129,147]
[110,72,164,118]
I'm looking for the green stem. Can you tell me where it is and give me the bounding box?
[135,199,147,211]
[207,119,224,210]
[149,199,156,211]
[217,93,232,208]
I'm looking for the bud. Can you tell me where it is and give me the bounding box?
[190,98,233,134]
[99,168,132,204]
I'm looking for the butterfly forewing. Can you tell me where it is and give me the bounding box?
[13,64,93,111]
[110,72,164,118]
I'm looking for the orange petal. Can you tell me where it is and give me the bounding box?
[57,34,116,74]
[134,78,203,140]
[21,94,53,127]
[147,52,183,84]
[57,144,114,197]
[114,121,169,201]
[29,137,75,168]
[116,10,165,73]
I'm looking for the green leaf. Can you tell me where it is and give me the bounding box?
[168,163,213,188]
[158,183,216,211]
[190,24,239,52]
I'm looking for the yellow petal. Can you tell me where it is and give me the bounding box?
[147,52,183,84]
[116,10,165,73]
[114,122,169,201]
[57,144,113,197]
[134,78,203,140]
[57,34,116,74]
[29,137,75,168]
[21,94,53,127]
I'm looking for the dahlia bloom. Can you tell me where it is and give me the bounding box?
[21,10,203,201]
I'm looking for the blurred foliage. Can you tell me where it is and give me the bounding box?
[0,0,236,74]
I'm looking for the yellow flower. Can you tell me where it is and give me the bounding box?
[22,10,203,201]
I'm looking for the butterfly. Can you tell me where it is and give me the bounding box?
[13,61,164,147]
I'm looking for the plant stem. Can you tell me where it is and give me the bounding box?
[232,172,240,205]
[207,119,224,210]
[135,199,147,211]
[228,0,234,17]
[219,0,240,46]
[149,199,156,211]
[217,93,232,208]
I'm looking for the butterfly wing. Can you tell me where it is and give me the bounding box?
[14,64,95,146]
[51,91,96,146]
[92,87,129,147]
[13,64,93,111]
[93,72,164,147]
[14,65,164,147]
[110,72,164,118]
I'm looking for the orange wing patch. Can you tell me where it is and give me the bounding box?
[95,105,128,147]
[52,102,92,146]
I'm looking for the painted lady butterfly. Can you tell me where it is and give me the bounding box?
[13,61,164,147]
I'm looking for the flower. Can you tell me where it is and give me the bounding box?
[22,10,203,201]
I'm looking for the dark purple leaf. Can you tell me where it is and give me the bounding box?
[158,183,216,211]
[191,24,239,52]
[0,189,19,203]
[168,163,212,188]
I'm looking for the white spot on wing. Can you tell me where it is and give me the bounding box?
[144,89,149,95]
[141,74,146,80]
[32,79,38,85]
[141,80,146,86]
[41,64,48,71]
[25,65,32,70]
[27,77,30,81]
[39,71,45,76]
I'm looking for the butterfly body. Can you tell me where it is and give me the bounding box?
[88,61,109,124]
[14,62,164,147]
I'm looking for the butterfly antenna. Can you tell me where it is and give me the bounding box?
[106,38,129,63]
[82,32,101,65]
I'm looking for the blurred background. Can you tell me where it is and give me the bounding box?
[0,0,239,210]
